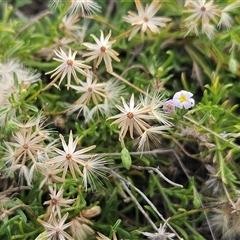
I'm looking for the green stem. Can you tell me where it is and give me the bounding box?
[85,15,118,31]
[112,27,138,41]
[12,229,41,239]
[184,222,206,239]
[24,60,58,71]
[169,208,209,221]
[152,174,176,214]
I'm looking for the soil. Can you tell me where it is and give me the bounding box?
[13,0,49,15]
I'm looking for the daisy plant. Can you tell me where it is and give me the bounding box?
[83,30,120,73]
[46,130,96,180]
[46,48,91,89]
[123,0,171,40]
[183,0,240,39]
[68,70,123,122]
[107,91,172,151]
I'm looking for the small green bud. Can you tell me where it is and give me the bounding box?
[193,196,201,209]
[193,189,201,209]
[157,67,163,73]
[21,88,28,96]
[121,147,132,170]
[229,57,238,74]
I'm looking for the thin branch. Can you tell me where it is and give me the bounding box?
[101,148,179,157]
[121,65,148,77]
[222,183,235,208]
[120,179,159,232]
[131,165,183,188]
[171,137,201,161]
[0,204,36,221]
[109,169,183,240]
[16,10,52,37]
[101,149,183,187]
[0,186,30,197]
[103,149,186,188]
[110,71,146,95]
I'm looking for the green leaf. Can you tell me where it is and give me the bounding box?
[5,41,24,59]
[116,227,132,238]
[23,103,39,112]
[0,107,9,116]
[15,210,27,223]
[112,219,121,230]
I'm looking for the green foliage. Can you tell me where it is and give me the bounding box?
[1,0,240,240]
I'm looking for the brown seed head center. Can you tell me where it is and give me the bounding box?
[67,59,73,66]
[23,144,28,149]
[127,112,134,119]
[144,16,149,22]
[88,87,93,92]
[51,198,58,205]
[100,46,106,52]
[61,25,66,30]
[66,153,72,160]
[201,6,206,12]
[166,103,174,111]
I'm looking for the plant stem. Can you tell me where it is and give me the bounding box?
[110,71,146,95]
[132,165,183,188]
[184,115,240,150]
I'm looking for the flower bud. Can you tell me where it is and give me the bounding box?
[121,147,132,170]
[81,206,101,219]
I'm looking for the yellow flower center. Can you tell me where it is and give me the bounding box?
[179,95,187,102]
